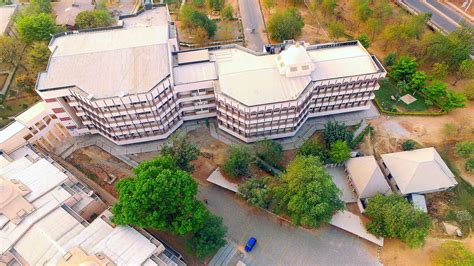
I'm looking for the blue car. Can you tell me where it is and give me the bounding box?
[245,237,257,252]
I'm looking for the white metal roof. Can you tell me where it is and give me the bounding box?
[381,147,457,195]
[345,156,391,199]
[0,121,26,143]
[38,17,171,98]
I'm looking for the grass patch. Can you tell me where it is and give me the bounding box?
[375,79,432,112]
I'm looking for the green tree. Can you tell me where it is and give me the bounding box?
[297,138,329,163]
[454,141,474,158]
[0,36,21,67]
[431,241,474,266]
[75,10,114,29]
[401,139,418,151]
[15,74,36,92]
[321,0,337,16]
[322,121,354,147]
[358,33,370,48]
[187,214,227,258]
[391,56,417,82]
[454,59,474,85]
[267,7,304,42]
[441,91,467,111]
[192,0,205,7]
[24,0,52,16]
[365,18,383,40]
[329,140,350,164]
[16,13,57,44]
[27,41,50,72]
[111,156,207,235]
[374,0,392,20]
[408,71,428,92]
[421,27,473,71]
[238,177,272,209]
[327,21,345,39]
[431,62,449,80]
[206,0,224,11]
[365,194,431,248]
[255,139,283,167]
[383,52,396,67]
[273,156,344,227]
[465,83,474,101]
[161,133,200,172]
[180,6,217,37]
[222,145,253,178]
[220,5,233,20]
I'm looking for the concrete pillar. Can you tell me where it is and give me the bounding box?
[38,137,53,151]
[49,127,63,142]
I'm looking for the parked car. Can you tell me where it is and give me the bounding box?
[245,237,257,252]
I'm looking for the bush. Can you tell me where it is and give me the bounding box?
[391,56,417,82]
[16,13,57,44]
[322,121,354,147]
[192,0,205,7]
[206,0,224,11]
[297,138,328,163]
[187,214,227,258]
[365,194,431,248]
[16,74,36,92]
[358,33,370,48]
[267,7,304,42]
[255,139,283,168]
[222,145,253,178]
[401,139,418,151]
[431,241,474,266]
[384,52,396,67]
[255,159,277,176]
[454,141,474,158]
[465,83,474,100]
[466,158,474,172]
[238,177,272,209]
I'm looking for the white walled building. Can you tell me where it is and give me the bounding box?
[36,6,386,145]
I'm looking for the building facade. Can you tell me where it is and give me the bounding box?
[35,6,386,146]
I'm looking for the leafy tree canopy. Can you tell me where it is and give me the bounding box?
[358,33,370,48]
[391,56,417,82]
[431,62,449,80]
[329,140,351,164]
[238,177,272,209]
[383,52,397,67]
[273,156,344,227]
[75,9,114,29]
[187,214,227,258]
[161,133,200,172]
[180,5,217,37]
[0,36,21,66]
[322,121,354,147]
[111,156,207,235]
[297,138,329,163]
[401,139,418,151]
[222,145,253,178]
[17,13,57,44]
[27,41,50,72]
[365,194,431,248]
[267,7,304,42]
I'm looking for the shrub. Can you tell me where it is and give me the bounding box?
[206,0,224,11]
[401,139,418,151]
[297,138,328,162]
[391,56,417,82]
[384,52,396,67]
[466,158,474,172]
[238,177,272,209]
[16,74,36,92]
[16,13,57,44]
[222,145,253,178]
[255,139,283,168]
[192,0,205,7]
[358,33,370,48]
[255,159,276,176]
[180,6,217,37]
[454,141,474,158]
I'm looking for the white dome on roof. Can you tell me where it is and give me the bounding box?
[280,43,312,66]
[275,43,314,78]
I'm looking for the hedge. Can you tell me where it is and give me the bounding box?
[373,99,447,116]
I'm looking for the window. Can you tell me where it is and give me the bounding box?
[301,65,310,71]
[290,67,297,72]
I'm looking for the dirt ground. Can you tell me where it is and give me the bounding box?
[66,146,133,197]
[381,236,474,265]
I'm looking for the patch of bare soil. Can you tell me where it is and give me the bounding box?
[66,146,133,197]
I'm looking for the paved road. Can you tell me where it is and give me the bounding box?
[238,0,268,51]
[200,184,381,266]
[402,0,473,33]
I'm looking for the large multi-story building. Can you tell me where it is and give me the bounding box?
[36,6,386,145]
